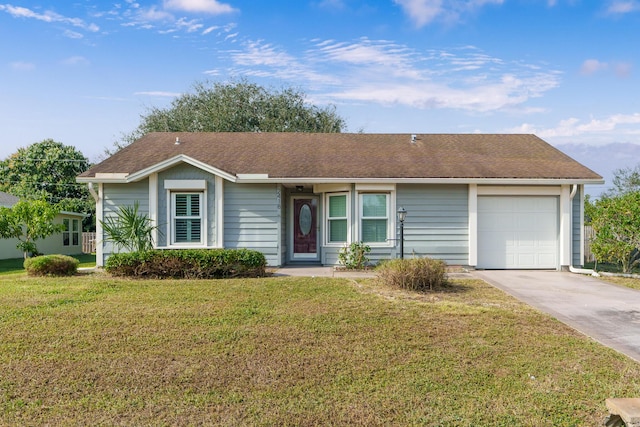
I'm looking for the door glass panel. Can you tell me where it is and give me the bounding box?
[299,204,312,236]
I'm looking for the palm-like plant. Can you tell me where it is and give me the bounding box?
[100,202,156,252]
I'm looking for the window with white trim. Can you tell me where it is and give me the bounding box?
[360,193,389,243]
[171,192,203,244]
[327,193,348,244]
[63,218,80,246]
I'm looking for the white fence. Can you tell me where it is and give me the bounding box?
[82,232,96,254]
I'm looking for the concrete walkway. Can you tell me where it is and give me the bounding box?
[272,266,376,279]
[474,270,640,362]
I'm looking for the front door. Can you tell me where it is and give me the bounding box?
[292,197,318,260]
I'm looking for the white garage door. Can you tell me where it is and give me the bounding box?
[478,196,558,269]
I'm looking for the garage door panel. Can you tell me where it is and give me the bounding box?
[478,196,558,269]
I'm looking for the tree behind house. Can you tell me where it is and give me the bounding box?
[0,139,94,230]
[0,200,64,259]
[107,79,346,155]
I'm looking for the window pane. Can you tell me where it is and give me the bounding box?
[63,219,70,232]
[175,194,199,216]
[189,194,200,216]
[329,219,347,242]
[329,195,346,218]
[63,232,69,246]
[362,194,387,217]
[362,219,387,242]
[72,232,79,246]
[175,219,201,243]
[72,219,79,232]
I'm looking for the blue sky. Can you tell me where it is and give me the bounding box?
[1,1,640,194]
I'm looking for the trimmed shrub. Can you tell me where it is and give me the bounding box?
[105,248,267,279]
[376,257,447,292]
[24,254,79,277]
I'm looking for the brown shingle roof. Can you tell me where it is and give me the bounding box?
[79,132,602,181]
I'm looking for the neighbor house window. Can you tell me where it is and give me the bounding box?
[62,218,80,246]
[172,192,203,244]
[327,193,348,243]
[72,219,79,246]
[63,219,70,246]
[360,193,389,243]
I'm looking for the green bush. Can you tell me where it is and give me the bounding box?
[24,254,79,277]
[105,249,267,279]
[376,257,447,292]
[338,242,371,269]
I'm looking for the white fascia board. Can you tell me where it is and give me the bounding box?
[126,155,237,183]
[59,211,89,218]
[77,176,127,184]
[234,177,605,185]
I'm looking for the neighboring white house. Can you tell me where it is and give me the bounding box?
[0,191,86,260]
[78,132,604,270]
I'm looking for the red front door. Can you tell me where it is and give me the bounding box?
[293,198,317,259]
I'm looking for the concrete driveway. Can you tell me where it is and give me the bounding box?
[474,270,640,362]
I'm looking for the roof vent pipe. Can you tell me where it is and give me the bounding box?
[175,137,180,145]
[411,134,417,143]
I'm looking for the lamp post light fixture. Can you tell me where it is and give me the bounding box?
[397,207,407,259]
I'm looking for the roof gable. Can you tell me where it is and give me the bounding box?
[79,132,603,183]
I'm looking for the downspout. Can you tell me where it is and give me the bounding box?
[568,184,598,275]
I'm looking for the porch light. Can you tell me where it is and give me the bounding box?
[398,207,407,259]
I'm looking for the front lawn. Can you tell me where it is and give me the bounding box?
[0,253,95,275]
[0,274,638,425]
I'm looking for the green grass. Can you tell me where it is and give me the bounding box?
[0,274,638,426]
[0,254,95,275]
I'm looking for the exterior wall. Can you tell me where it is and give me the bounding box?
[101,180,149,265]
[0,213,85,260]
[0,238,23,259]
[396,184,469,265]
[37,213,84,256]
[321,184,469,266]
[279,185,287,264]
[224,182,281,266]
[157,164,216,247]
[572,185,583,266]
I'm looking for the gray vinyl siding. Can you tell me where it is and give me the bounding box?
[572,185,583,266]
[157,164,216,247]
[396,184,469,265]
[102,180,149,265]
[322,184,469,266]
[224,182,281,266]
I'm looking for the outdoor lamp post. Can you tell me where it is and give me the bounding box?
[398,207,407,259]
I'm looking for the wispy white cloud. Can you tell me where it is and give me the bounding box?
[393,0,503,27]
[509,113,640,141]
[0,4,99,32]
[606,1,640,14]
[163,0,236,14]
[581,59,608,75]
[615,62,632,77]
[63,29,84,39]
[61,56,90,66]
[226,40,339,85]
[225,39,559,113]
[9,61,35,71]
[580,58,633,77]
